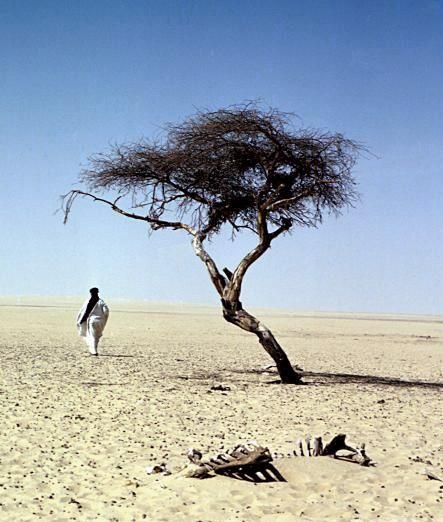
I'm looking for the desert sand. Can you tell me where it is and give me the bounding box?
[0,296,441,521]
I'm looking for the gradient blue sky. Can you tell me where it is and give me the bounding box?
[0,0,442,314]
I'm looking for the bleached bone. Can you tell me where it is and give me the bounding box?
[322,434,356,456]
[272,451,286,459]
[294,434,374,466]
[178,442,272,479]
[296,439,304,457]
[187,448,203,464]
[348,444,372,467]
[230,440,260,458]
[209,445,272,473]
[176,462,213,479]
[312,436,323,456]
[305,435,312,457]
[205,453,236,466]
[232,445,249,456]
[146,463,170,475]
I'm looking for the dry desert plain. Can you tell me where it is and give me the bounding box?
[0,296,442,521]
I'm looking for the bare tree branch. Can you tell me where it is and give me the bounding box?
[61,189,196,235]
[62,190,149,224]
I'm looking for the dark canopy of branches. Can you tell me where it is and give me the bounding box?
[66,104,362,238]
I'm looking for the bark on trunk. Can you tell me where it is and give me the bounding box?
[222,300,302,384]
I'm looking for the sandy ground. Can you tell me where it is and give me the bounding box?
[0,297,442,521]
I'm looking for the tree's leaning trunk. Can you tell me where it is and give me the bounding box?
[192,235,302,384]
[222,300,303,384]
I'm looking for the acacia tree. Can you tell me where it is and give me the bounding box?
[62,105,362,384]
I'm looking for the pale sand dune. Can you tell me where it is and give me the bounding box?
[0,297,442,521]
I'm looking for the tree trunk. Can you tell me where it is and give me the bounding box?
[192,236,302,384]
[221,300,303,384]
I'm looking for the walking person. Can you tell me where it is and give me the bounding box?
[77,287,109,356]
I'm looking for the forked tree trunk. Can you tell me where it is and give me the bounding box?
[192,235,302,384]
[222,299,302,384]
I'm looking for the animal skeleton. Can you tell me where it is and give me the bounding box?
[146,434,374,480]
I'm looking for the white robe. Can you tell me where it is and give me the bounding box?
[77,298,109,354]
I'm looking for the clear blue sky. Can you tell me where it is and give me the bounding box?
[0,0,442,314]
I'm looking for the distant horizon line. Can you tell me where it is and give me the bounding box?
[0,294,441,320]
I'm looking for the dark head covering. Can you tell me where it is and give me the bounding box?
[80,288,100,324]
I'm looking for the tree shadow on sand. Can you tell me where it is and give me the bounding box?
[175,369,442,390]
[285,371,443,389]
[226,368,442,389]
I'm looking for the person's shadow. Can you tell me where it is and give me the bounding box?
[99,354,135,358]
